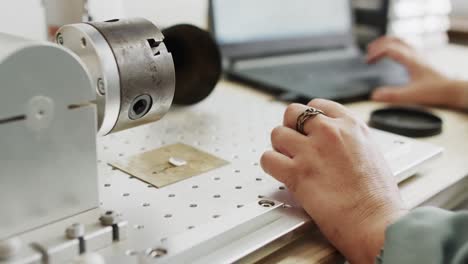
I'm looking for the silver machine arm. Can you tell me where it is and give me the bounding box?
[0,18,221,264]
[57,18,176,135]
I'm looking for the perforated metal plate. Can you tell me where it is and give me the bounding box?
[6,81,441,264]
[95,83,309,263]
[94,81,441,263]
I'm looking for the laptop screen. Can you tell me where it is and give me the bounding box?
[211,0,353,46]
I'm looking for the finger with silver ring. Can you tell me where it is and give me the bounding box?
[284,104,310,129]
[307,99,349,118]
[296,107,326,135]
[283,104,326,134]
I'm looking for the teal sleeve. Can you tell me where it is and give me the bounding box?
[377,207,468,264]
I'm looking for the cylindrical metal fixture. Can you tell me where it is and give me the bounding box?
[56,18,175,135]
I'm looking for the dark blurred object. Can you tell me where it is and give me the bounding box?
[448,17,468,46]
[369,106,443,138]
[163,24,222,105]
[352,0,390,49]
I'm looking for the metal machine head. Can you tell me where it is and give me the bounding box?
[57,18,176,135]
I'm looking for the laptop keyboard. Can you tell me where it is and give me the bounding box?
[232,56,408,100]
[233,57,383,98]
[241,57,375,78]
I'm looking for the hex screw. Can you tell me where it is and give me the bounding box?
[65,223,85,239]
[258,200,276,208]
[97,78,105,95]
[128,94,152,120]
[56,33,64,45]
[146,248,167,258]
[99,210,120,226]
[0,237,22,261]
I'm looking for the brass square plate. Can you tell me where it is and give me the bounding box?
[110,143,229,188]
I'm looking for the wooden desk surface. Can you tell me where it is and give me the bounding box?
[223,44,468,264]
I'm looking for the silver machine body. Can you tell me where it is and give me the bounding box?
[57,18,175,135]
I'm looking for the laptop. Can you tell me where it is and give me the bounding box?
[209,0,409,102]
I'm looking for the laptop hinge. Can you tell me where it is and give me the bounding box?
[230,46,361,70]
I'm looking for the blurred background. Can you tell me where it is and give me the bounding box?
[1,0,467,46]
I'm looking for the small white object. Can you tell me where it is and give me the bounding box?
[168,157,187,167]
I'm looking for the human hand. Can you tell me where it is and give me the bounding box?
[367,37,468,109]
[261,99,408,264]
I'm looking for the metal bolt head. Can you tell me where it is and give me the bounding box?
[145,248,167,258]
[65,223,85,239]
[258,200,276,208]
[97,78,105,95]
[0,237,22,260]
[56,33,64,45]
[128,94,152,120]
[99,210,120,226]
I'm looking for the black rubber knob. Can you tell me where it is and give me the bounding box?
[163,24,222,105]
[369,106,443,138]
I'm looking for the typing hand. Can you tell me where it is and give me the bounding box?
[367,37,468,109]
[261,99,407,264]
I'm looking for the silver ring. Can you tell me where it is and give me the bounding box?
[296,107,325,135]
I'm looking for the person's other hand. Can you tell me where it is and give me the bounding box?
[261,99,408,264]
[367,37,468,109]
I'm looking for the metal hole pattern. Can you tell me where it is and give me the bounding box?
[97,85,295,257]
